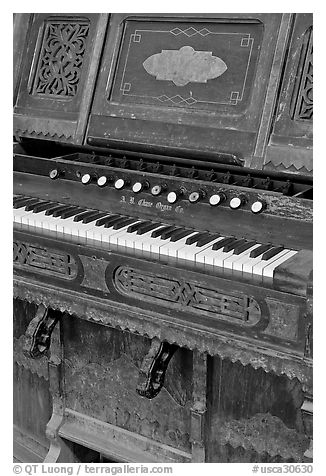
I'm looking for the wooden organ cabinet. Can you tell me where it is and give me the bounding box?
[13,13,313,463]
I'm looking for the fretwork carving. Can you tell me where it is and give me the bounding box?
[291,27,313,121]
[33,20,89,97]
[114,266,261,325]
[13,241,78,280]
[137,338,178,399]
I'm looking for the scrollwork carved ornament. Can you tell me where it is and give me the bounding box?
[33,20,90,98]
[136,338,178,399]
[291,27,313,122]
[13,278,313,391]
[23,304,60,359]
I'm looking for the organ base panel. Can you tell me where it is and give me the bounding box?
[13,12,312,463]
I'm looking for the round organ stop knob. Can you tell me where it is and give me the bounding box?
[209,192,226,206]
[151,184,167,196]
[188,190,205,203]
[167,189,183,204]
[97,176,108,187]
[81,173,92,185]
[251,200,266,214]
[230,195,246,209]
[114,178,126,190]
[49,169,59,180]
[132,181,149,193]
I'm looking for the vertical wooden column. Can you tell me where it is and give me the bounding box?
[44,315,76,463]
[301,393,313,461]
[190,350,208,462]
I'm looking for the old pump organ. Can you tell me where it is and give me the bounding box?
[13,13,313,463]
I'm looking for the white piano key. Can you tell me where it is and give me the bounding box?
[158,232,198,257]
[102,221,142,246]
[262,250,298,278]
[242,251,272,275]
[232,244,263,272]
[211,247,237,267]
[123,226,166,251]
[179,236,224,262]
[150,233,177,254]
[251,249,290,277]
[13,208,29,225]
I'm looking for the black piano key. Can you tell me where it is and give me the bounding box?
[104,216,128,228]
[170,229,193,242]
[223,238,247,253]
[82,211,109,224]
[233,240,257,255]
[44,204,67,216]
[13,197,39,209]
[13,195,30,205]
[29,201,57,213]
[127,221,149,233]
[196,233,220,247]
[95,214,120,227]
[249,244,272,258]
[52,205,78,217]
[73,210,96,222]
[212,237,235,251]
[136,222,160,235]
[112,217,137,230]
[160,227,183,240]
[13,195,24,203]
[185,232,208,245]
[25,200,52,212]
[151,225,174,238]
[261,246,284,261]
[58,207,84,219]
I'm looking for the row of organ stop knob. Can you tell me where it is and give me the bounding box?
[50,169,266,214]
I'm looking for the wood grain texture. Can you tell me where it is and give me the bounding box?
[62,316,192,452]
[13,299,52,454]
[13,14,109,145]
[206,355,310,462]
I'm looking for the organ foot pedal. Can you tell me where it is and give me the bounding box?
[23,304,61,359]
[136,338,178,399]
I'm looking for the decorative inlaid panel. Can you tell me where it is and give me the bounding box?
[114,266,261,325]
[111,20,263,112]
[33,19,90,98]
[13,241,77,280]
[143,46,227,86]
[290,27,313,122]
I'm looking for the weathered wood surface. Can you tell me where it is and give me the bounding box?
[13,299,52,459]
[13,14,109,144]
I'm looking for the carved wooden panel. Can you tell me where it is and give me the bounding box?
[265,14,313,174]
[13,14,108,144]
[114,265,261,326]
[13,240,77,280]
[290,27,313,122]
[32,20,90,98]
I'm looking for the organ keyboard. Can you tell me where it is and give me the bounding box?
[14,194,298,280]
[13,12,312,464]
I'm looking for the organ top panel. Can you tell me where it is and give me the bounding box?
[264,13,313,175]
[87,13,290,167]
[13,14,313,174]
[13,13,109,145]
